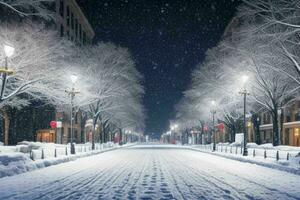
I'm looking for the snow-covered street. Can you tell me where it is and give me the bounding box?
[0,145,299,200]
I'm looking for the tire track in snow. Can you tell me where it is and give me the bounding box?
[171,150,299,200]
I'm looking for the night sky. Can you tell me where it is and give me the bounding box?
[77,0,241,136]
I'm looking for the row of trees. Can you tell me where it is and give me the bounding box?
[175,0,300,146]
[0,1,145,145]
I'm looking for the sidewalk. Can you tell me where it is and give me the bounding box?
[0,142,135,179]
[187,144,300,176]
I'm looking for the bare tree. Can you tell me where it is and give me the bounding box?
[0,23,73,144]
[0,0,54,20]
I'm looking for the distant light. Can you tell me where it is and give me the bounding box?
[4,44,15,58]
[241,75,249,84]
[211,100,216,106]
[71,74,78,84]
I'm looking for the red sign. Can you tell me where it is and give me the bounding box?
[217,123,225,132]
[203,125,208,131]
[50,121,57,129]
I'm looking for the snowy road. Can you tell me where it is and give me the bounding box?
[0,145,299,200]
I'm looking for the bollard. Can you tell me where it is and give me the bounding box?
[30,150,34,161]
[225,146,227,153]
[54,148,57,158]
[221,145,223,152]
[41,149,44,159]
[276,151,279,161]
[264,150,267,159]
[66,147,68,156]
[253,149,255,157]
[287,153,290,161]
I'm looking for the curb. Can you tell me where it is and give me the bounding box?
[186,147,300,176]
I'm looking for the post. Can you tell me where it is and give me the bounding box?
[70,90,75,154]
[66,75,79,154]
[0,57,7,98]
[243,91,248,156]
[92,119,96,150]
[212,111,216,151]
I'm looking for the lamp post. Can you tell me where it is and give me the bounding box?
[66,75,79,154]
[1,45,15,99]
[239,75,249,156]
[211,100,217,151]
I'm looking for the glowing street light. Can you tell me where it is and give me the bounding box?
[239,74,250,156]
[211,100,217,151]
[71,74,78,84]
[66,74,80,154]
[4,44,15,58]
[1,44,15,100]
[241,75,249,84]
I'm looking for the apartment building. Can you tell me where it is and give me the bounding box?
[37,0,95,144]
[258,102,300,147]
[56,0,95,45]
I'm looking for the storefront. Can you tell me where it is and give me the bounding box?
[259,124,273,144]
[283,122,300,146]
[36,129,56,143]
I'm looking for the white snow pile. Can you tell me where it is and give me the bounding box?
[189,143,300,175]
[0,153,36,178]
[0,141,132,179]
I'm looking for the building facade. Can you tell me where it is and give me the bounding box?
[36,0,95,144]
[257,101,300,147]
[56,0,95,45]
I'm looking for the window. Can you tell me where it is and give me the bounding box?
[75,114,78,124]
[75,19,78,37]
[68,128,71,142]
[297,101,300,108]
[285,129,289,145]
[71,12,74,30]
[75,130,78,141]
[83,31,86,44]
[59,0,64,17]
[66,6,70,27]
[286,110,291,122]
[294,109,300,121]
[79,24,82,40]
[60,24,64,37]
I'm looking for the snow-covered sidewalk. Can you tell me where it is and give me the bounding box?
[0,142,134,178]
[0,144,299,199]
[187,143,300,176]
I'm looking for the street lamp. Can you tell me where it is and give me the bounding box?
[66,74,79,154]
[4,45,15,58]
[239,75,249,156]
[211,100,217,151]
[1,45,15,98]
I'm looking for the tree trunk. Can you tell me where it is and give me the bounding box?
[272,110,280,146]
[252,114,261,144]
[230,122,236,143]
[1,109,10,145]
[92,118,96,150]
[279,108,284,145]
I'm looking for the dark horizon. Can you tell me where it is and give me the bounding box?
[77,0,241,136]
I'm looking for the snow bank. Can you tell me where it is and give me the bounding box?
[0,153,37,178]
[0,142,134,179]
[188,145,300,176]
